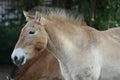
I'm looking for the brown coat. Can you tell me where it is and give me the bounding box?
[15,50,63,80]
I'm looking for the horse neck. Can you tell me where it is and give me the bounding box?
[44,22,97,61]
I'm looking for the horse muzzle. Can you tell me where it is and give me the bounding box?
[13,56,25,67]
[11,48,26,67]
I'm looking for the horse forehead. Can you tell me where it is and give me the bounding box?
[22,20,35,31]
[26,20,36,27]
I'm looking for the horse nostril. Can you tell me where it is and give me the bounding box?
[13,56,25,67]
[14,56,18,62]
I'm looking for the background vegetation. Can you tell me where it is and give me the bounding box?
[0,0,120,64]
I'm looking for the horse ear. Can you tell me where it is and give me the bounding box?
[35,11,41,23]
[35,11,46,25]
[23,11,34,21]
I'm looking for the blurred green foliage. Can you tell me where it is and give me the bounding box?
[72,0,120,30]
[0,0,120,64]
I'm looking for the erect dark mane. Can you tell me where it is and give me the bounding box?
[27,6,84,23]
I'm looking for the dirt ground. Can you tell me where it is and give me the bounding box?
[0,65,12,80]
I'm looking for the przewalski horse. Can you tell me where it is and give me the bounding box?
[11,7,120,80]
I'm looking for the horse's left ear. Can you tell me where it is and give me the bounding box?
[35,11,46,25]
[23,10,34,21]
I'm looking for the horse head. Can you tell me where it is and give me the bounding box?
[11,11,48,66]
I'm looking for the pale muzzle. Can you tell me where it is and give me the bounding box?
[11,48,26,66]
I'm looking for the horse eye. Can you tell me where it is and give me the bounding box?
[29,31,35,34]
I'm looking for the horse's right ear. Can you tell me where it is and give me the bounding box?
[23,11,34,21]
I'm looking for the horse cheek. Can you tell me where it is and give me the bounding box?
[35,42,45,52]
